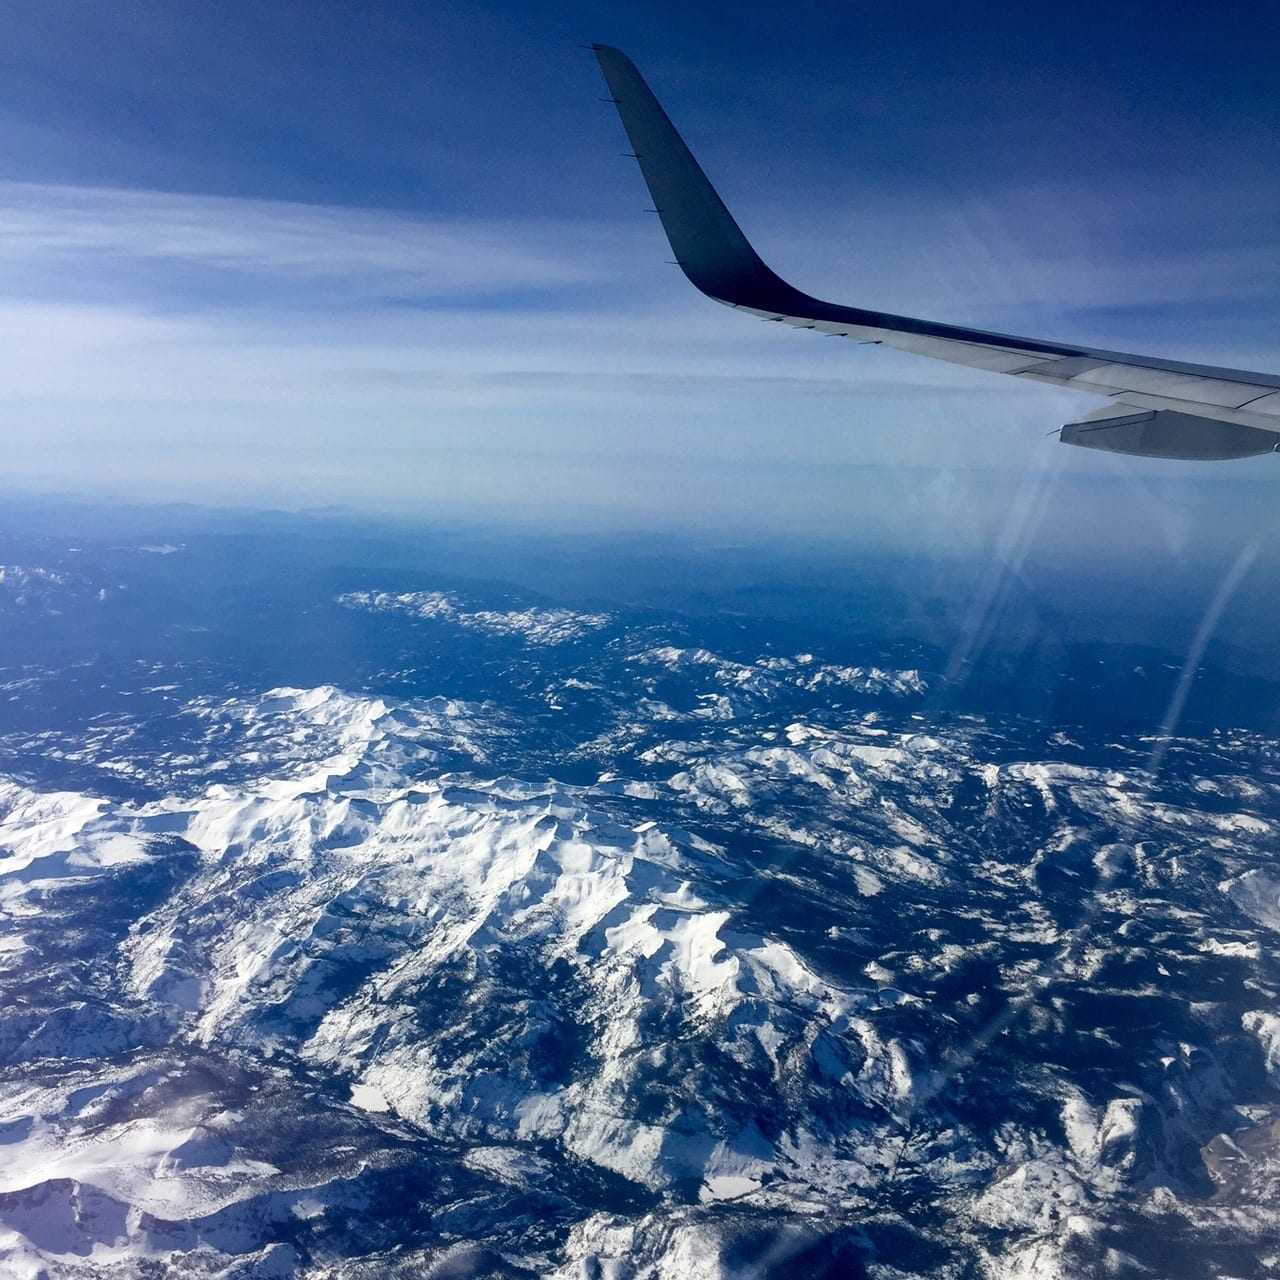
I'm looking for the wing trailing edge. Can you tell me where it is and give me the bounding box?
[593,44,1280,461]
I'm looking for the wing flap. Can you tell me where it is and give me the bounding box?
[1060,410,1279,460]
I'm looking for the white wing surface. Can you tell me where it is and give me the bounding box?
[594,45,1280,461]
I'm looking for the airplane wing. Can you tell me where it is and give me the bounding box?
[593,44,1280,461]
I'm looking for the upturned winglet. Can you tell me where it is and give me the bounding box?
[593,44,806,315]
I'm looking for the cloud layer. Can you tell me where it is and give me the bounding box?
[1,177,1277,541]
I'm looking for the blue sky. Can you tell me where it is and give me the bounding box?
[2,0,1279,549]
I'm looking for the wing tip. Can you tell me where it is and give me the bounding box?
[592,43,800,312]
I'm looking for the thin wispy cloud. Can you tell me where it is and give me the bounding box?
[0,181,610,303]
[5,178,1277,323]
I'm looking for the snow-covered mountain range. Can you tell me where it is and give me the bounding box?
[2,528,1279,1278]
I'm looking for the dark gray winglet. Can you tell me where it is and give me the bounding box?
[591,44,1042,337]
[592,46,1150,351]
[592,44,807,314]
